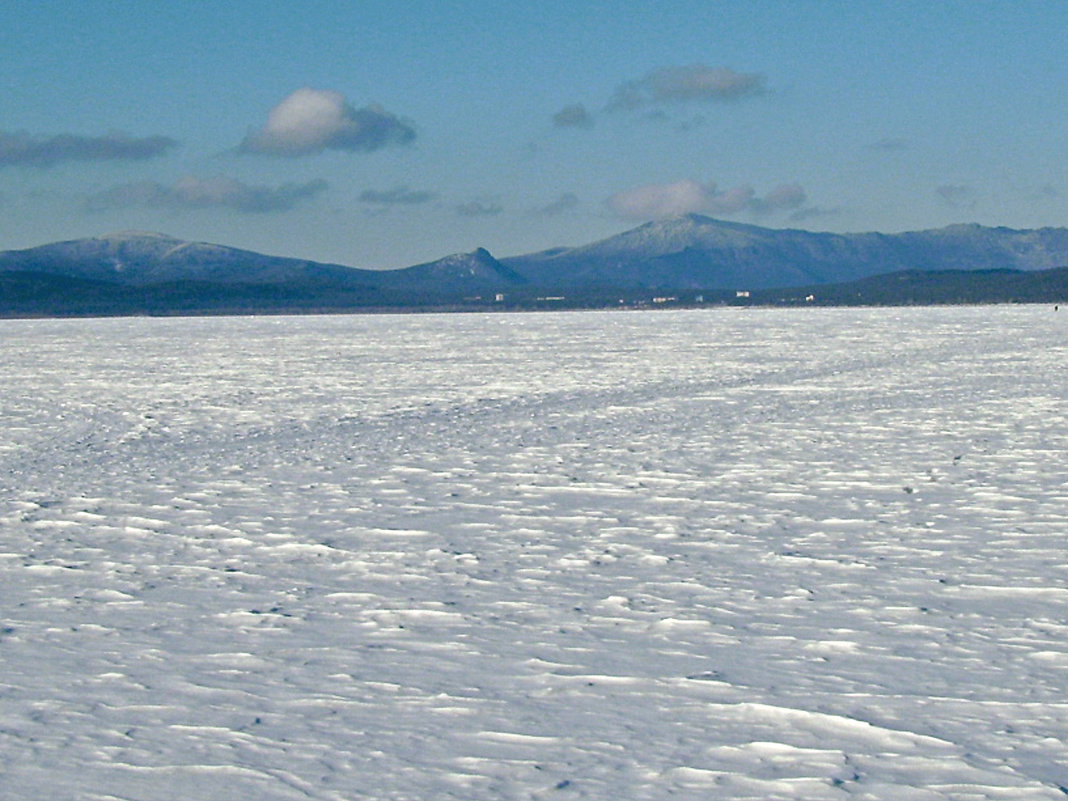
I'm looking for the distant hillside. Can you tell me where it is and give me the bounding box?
[502,215,1068,290]
[0,231,372,286]
[0,270,408,316]
[377,248,528,293]
[3,219,1068,316]
[747,267,1068,306]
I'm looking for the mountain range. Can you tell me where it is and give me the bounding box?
[2,215,1068,315]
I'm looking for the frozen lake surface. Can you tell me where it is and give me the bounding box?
[2,306,1067,800]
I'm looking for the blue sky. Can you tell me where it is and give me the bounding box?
[3,0,1067,269]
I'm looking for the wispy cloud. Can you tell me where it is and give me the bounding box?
[788,205,840,223]
[531,193,580,217]
[0,131,176,167]
[552,104,594,128]
[456,199,503,217]
[86,175,327,213]
[555,65,765,129]
[748,183,807,216]
[936,184,976,208]
[607,179,803,220]
[1033,184,1060,200]
[868,137,909,152]
[240,88,415,157]
[609,65,765,110]
[676,115,708,132]
[358,186,436,205]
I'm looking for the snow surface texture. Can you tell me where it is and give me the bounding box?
[2,307,1067,800]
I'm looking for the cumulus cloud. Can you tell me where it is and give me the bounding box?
[358,186,436,205]
[531,192,580,217]
[456,200,503,217]
[609,65,765,110]
[608,180,729,218]
[240,88,415,156]
[0,131,176,167]
[607,179,805,220]
[86,175,328,213]
[552,103,594,128]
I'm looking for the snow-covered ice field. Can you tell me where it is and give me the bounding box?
[2,306,1067,800]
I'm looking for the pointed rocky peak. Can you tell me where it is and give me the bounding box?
[431,247,499,272]
[386,247,527,290]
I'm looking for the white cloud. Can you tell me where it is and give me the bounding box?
[608,179,722,219]
[240,88,415,156]
[607,179,805,220]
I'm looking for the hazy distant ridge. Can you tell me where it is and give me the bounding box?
[501,216,1068,289]
[3,216,1068,313]
[0,231,374,287]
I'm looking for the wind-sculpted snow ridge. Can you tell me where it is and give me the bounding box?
[2,307,1067,799]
